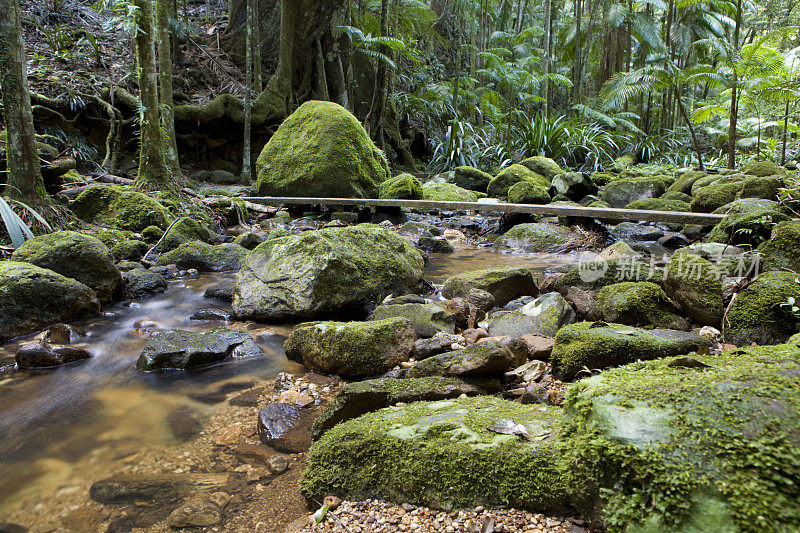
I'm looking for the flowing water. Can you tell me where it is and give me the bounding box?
[0,246,578,516]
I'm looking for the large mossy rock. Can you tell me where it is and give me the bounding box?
[136,327,263,371]
[311,376,483,439]
[550,172,597,200]
[0,261,100,341]
[160,217,213,251]
[254,100,390,198]
[519,156,564,180]
[740,160,787,177]
[549,259,660,295]
[487,164,549,198]
[691,177,780,213]
[667,170,707,194]
[493,223,574,253]
[302,396,571,512]
[441,267,537,307]
[563,345,800,532]
[421,182,478,202]
[758,220,800,272]
[725,270,800,345]
[453,166,493,192]
[706,209,790,247]
[284,317,416,376]
[600,177,665,208]
[483,292,575,338]
[507,181,550,204]
[663,251,723,326]
[369,303,455,338]
[11,231,121,303]
[625,197,690,212]
[234,225,424,320]
[551,322,711,380]
[596,282,688,330]
[379,173,423,200]
[71,185,171,231]
[156,242,247,272]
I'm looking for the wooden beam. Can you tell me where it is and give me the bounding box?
[235,197,727,225]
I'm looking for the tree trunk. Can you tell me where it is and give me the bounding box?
[0,0,47,204]
[369,0,390,141]
[134,0,170,190]
[728,0,742,169]
[782,100,790,165]
[675,89,705,171]
[242,0,254,183]
[252,0,262,93]
[572,0,582,104]
[542,0,552,117]
[157,0,181,178]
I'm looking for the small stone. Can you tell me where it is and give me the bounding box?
[166,499,221,527]
[324,495,342,509]
[267,454,289,474]
[208,492,230,509]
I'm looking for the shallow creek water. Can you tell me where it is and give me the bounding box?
[0,246,577,516]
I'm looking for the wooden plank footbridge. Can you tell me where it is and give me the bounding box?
[237,197,727,225]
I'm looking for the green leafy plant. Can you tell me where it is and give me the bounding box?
[0,196,52,249]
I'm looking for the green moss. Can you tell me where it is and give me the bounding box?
[380,173,424,200]
[441,267,536,307]
[422,182,478,202]
[492,222,574,253]
[596,282,686,329]
[591,172,616,186]
[706,209,789,246]
[759,220,800,271]
[155,242,246,272]
[726,270,800,345]
[160,217,213,251]
[551,322,710,379]
[301,396,572,511]
[71,185,172,231]
[370,302,455,338]
[712,198,781,215]
[626,198,690,212]
[740,160,787,177]
[142,225,164,242]
[507,181,551,204]
[487,164,549,199]
[255,100,390,198]
[661,191,693,203]
[549,259,661,295]
[690,182,743,213]
[663,250,723,326]
[667,170,707,194]
[600,177,666,208]
[561,345,800,532]
[232,231,265,250]
[519,156,564,180]
[111,239,149,261]
[453,166,493,193]
[91,228,134,248]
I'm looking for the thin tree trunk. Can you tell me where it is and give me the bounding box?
[157,0,181,178]
[782,100,790,165]
[242,0,254,183]
[542,0,552,117]
[263,0,296,116]
[675,89,705,171]
[252,0,262,93]
[728,0,742,169]
[370,0,390,141]
[133,0,170,190]
[573,0,583,104]
[0,0,47,205]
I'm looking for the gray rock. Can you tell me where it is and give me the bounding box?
[414,332,464,359]
[204,281,234,301]
[442,267,536,308]
[156,242,247,272]
[15,341,91,369]
[484,292,575,337]
[409,339,525,377]
[123,268,167,299]
[257,403,314,453]
[611,222,665,242]
[167,499,222,527]
[417,236,455,254]
[369,303,455,338]
[136,327,263,371]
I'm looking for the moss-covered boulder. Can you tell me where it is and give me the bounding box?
[706,209,790,247]
[409,338,526,377]
[254,101,389,198]
[284,317,416,376]
[740,160,787,177]
[493,223,574,253]
[123,268,168,299]
[663,250,724,326]
[311,377,484,439]
[160,217,213,251]
[71,185,171,231]
[380,173,424,200]
[625,198,690,212]
[235,225,424,320]
[758,220,800,272]
[551,322,711,379]
[416,235,455,254]
[441,267,537,307]
[600,177,665,208]
[302,396,571,511]
[519,156,564,180]
[507,181,550,204]
[596,282,687,330]
[11,231,121,303]
[483,292,575,338]
[562,345,800,531]
[596,241,642,261]
[487,164,549,199]
[713,197,781,215]
[661,190,693,203]
[111,239,149,261]
[0,261,101,341]
[550,172,598,201]
[155,242,247,272]
[666,169,707,194]
[453,166,493,192]
[421,182,478,202]
[369,303,455,338]
[548,259,660,295]
[232,232,265,250]
[691,177,780,213]
[725,270,800,345]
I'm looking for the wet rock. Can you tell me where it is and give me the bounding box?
[43,323,85,344]
[505,360,548,384]
[550,171,597,200]
[136,327,263,371]
[167,407,204,441]
[11,230,122,303]
[726,271,800,345]
[461,327,489,344]
[233,231,266,250]
[369,303,455,338]
[600,177,665,208]
[0,524,27,533]
[189,308,231,321]
[167,499,222,528]
[110,239,149,261]
[156,242,247,272]
[453,166,493,192]
[417,235,455,254]
[518,334,555,360]
[610,222,665,242]
[414,332,464,359]
[520,383,550,404]
[234,225,424,320]
[311,376,484,439]
[284,317,416,376]
[409,339,525,377]
[487,163,549,198]
[380,173,424,200]
[551,322,712,380]
[0,262,101,343]
[15,341,91,369]
[442,267,536,308]
[596,282,689,330]
[465,288,496,311]
[123,268,168,299]
[663,251,724,326]
[442,297,483,328]
[89,473,230,503]
[492,223,576,253]
[257,403,315,453]
[160,217,213,252]
[268,454,289,474]
[483,292,576,337]
[596,241,642,261]
[422,182,478,202]
[204,280,234,302]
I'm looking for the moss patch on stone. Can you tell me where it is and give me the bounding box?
[380,173,424,200]
[487,164,549,199]
[596,282,687,330]
[725,270,800,345]
[422,182,478,202]
[492,223,574,253]
[160,217,213,251]
[155,242,247,272]
[71,185,172,231]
